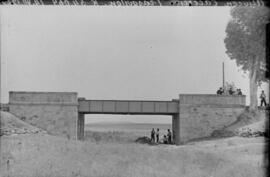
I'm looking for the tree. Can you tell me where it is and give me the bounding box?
[224,7,269,110]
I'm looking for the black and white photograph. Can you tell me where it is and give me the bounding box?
[0,1,269,177]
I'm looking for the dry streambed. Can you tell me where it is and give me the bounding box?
[0,134,267,177]
[0,110,268,177]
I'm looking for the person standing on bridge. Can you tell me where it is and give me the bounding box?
[260,90,267,107]
[156,128,159,143]
[150,128,155,143]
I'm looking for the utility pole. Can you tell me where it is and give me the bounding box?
[0,8,2,104]
[222,62,225,89]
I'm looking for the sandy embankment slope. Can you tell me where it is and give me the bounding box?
[0,111,46,136]
[0,111,268,177]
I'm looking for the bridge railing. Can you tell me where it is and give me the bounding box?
[78,100,179,115]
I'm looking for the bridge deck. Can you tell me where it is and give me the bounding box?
[78,100,179,115]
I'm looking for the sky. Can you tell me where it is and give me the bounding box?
[0,6,268,124]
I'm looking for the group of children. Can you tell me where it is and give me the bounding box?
[150,128,173,144]
[217,87,268,107]
[216,87,243,95]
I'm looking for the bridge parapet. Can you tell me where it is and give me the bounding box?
[179,94,246,106]
[9,91,78,105]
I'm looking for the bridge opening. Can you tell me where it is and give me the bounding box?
[77,99,180,143]
[81,114,174,144]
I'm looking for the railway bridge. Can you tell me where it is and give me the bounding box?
[8,91,246,145]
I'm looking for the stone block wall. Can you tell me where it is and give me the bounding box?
[178,94,246,144]
[8,92,78,139]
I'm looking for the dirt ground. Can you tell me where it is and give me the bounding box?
[0,111,268,177]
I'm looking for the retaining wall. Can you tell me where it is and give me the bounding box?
[8,92,78,139]
[178,94,246,144]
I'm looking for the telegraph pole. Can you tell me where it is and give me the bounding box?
[222,62,225,89]
[0,8,2,104]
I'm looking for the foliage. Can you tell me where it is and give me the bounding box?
[224,7,269,109]
[224,7,269,84]
[223,81,237,94]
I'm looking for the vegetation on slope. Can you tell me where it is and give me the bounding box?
[0,111,268,177]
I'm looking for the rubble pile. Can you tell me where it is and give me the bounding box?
[135,136,154,144]
[235,125,268,138]
[0,111,46,136]
[211,110,269,139]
